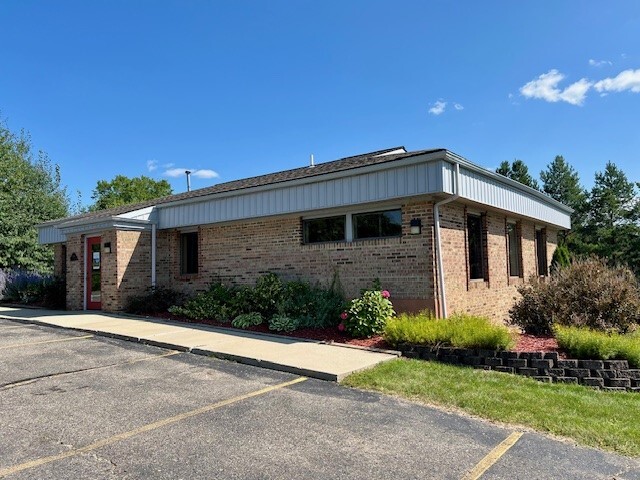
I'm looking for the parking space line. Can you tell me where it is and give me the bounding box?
[0,376,307,477]
[1,351,182,390]
[0,334,94,350]
[461,431,523,480]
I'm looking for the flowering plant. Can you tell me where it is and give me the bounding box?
[343,289,395,338]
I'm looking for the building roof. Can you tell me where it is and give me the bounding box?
[38,146,574,244]
[42,146,438,226]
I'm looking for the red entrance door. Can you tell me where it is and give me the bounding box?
[86,236,102,310]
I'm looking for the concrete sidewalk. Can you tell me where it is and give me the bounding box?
[0,306,398,381]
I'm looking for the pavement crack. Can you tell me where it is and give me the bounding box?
[0,363,121,390]
[1,351,181,391]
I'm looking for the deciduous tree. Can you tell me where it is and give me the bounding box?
[0,121,69,271]
[90,175,173,211]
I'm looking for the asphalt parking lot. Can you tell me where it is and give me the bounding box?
[1,317,639,479]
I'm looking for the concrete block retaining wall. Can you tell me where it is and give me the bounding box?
[398,344,640,392]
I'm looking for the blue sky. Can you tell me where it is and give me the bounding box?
[1,1,639,208]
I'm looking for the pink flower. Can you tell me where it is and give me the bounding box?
[381,290,390,299]
[338,322,345,331]
[340,312,348,320]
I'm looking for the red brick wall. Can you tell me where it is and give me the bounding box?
[56,200,559,319]
[156,201,436,312]
[65,233,84,310]
[438,203,558,322]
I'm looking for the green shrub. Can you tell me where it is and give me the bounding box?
[126,286,183,315]
[268,314,298,332]
[169,272,346,328]
[509,258,640,335]
[384,311,514,350]
[278,274,345,329]
[343,289,395,338]
[555,326,640,368]
[550,243,571,273]
[253,273,284,318]
[41,276,66,310]
[231,312,263,329]
[168,282,234,321]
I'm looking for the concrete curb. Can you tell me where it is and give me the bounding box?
[0,313,398,382]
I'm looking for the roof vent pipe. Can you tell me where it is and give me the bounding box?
[309,154,315,168]
[185,170,192,192]
[433,162,461,318]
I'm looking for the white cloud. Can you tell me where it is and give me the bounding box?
[428,100,447,115]
[164,168,189,178]
[454,103,464,110]
[146,159,158,172]
[163,167,220,179]
[589,59,612,67]
[594,68,640,93]
[192,169,219,179]
[520,69,591,106]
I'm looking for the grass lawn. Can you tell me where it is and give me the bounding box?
[343,358,640,457]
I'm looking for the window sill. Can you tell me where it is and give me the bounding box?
[468,279,489,290]
[508,276,524,286]
[176,273,200,281]
[302,236,402,249]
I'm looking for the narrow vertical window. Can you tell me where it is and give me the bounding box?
[507,222,522,277]
[536,228,548,276]
[180,232,198,274]
[467,214,485,280]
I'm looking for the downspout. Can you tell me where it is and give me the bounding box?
[151,223,157,288]
[433,162,461,318]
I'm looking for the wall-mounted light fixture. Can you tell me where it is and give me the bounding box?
[103,242,112,254]
[410,218,422,235]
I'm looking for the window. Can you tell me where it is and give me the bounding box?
[180,232,198,274]
[353,209,402,240]
[303,216,345,243]
[536,228,548,276]
[467,214,486,280]
[507,222,522,277]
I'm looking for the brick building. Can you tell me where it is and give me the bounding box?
[38,147,571,322]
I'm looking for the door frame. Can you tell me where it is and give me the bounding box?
[86,236,102,310]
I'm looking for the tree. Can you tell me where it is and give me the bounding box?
[581,162,640,273]
[90,175,173,211]
[496,159,539,190]
[540,155,588,246]
[540,155,586,211]
[0,121,69,271]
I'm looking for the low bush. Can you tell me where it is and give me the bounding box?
[169,272,346,329]
[1,270,47,304]
[0,269,65,308]
[41,276,66,310]
[342,289,395,338]
[168,282,235,322]
[269,314,298,332]
[509,257,640,335]
[554,326,640,368]
[278,273,345,328]
[231,312,264,329]
[384,311,514,350]
[126,286,183,315]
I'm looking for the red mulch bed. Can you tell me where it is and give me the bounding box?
[150,312,563,353]
[151,312,391,349]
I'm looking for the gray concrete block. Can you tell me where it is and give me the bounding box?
[554,377,578,384]
[605,378,631,388]
[530,359,554,369]
[581,377,604,388]
[578,360,604,370]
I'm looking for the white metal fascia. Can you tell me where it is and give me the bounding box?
[444,151,574,214]
[154,150,448,212]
